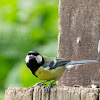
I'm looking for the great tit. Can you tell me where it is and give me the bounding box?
[25,51,100,92]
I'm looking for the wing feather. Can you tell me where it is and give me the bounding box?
[43,58,70,70]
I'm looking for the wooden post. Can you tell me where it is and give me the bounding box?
[58,0,100,87]
[4,88,33,100]
[4,86,100,100]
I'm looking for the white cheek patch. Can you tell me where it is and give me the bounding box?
[35,55,43,63]
[53,59,57,66]
[25,55,30,63]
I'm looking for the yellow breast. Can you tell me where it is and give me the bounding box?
[35,66,65,80]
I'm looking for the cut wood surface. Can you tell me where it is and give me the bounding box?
[4,86,100,100]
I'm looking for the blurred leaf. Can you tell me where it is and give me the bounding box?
[0,90,4,100]
[36,40,58,57]
[0,57,11,89]
[0,0,17,6]
[4,63,22,88]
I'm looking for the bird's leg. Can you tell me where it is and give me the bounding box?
[45,80,57,93]
[29,80,50,88]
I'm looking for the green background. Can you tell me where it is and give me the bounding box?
[0,0,58,99]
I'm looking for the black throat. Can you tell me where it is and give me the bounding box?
[26,57,44,76]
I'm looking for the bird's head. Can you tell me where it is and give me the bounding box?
[25,51,44,73]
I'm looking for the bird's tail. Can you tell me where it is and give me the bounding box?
[65,60,100,69]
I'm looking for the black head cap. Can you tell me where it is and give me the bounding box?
[27,51,40,56]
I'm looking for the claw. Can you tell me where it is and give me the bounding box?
[45,84,51,93]
[45,80,57,93]
[28,80,50,89]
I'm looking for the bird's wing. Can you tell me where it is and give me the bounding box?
[43,58,70,70]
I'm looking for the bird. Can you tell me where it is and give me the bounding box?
[25,51,100,93]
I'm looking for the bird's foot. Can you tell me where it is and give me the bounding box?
[45,80,57,93]
[28,80,49,89]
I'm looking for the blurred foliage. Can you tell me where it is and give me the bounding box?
[0,0,58,99]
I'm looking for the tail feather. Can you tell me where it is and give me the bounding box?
[65,60,100,69]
